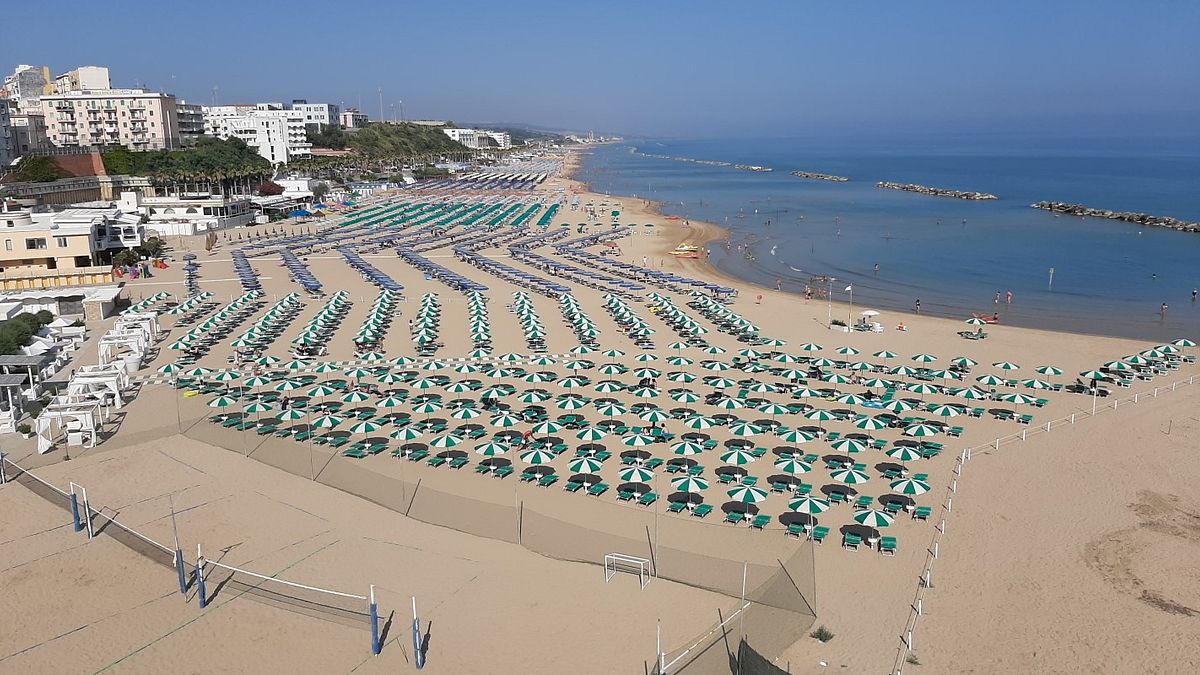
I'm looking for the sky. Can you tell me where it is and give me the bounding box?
[5,1,1198,138]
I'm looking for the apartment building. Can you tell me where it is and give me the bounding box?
[53,66,110,94]
[443,128,512,150]
[204,105,312,164]
[40,88,181,151]
[2,65,53,112]
[340,108,369,128]
[0,100,13,166]
[176,100,205,144]
[0,203,143,278]
[288,100,340,129]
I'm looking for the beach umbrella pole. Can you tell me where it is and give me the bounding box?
[413,596,425,668]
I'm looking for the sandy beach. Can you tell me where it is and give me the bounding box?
[2,149,1197,675]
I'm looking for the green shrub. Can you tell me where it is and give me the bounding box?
[810,625,834,643]
[17,423,31,435]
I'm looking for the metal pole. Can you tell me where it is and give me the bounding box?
[196,543,208,608]
[657,620,664,675]
[826,278,833,328]
[369,585,381,655]
[0,452,6,484]
[171,494,187,595]
[413,596,425,669]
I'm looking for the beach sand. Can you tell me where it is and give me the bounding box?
[2,149,1197,674]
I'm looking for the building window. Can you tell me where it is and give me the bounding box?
[4,239,11,251]
[56,236,69,247]
[25,237,47,250]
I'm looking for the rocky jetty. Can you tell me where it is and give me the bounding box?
[735,164,773,172]
[791,170,849,182]
[876,181,997,200]
[1031,201,1200,233]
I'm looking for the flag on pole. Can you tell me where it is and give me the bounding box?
[845,285,853,292]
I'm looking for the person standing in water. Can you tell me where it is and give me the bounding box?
[1006,289,1013,304]
[915,298,921,314]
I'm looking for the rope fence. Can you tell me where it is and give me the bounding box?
[889,373,1197,674]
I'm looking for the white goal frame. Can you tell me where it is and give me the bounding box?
[604,553,651,589]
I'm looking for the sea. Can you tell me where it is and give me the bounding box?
[576,135,1200,341]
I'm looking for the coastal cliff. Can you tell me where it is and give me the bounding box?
[791,170,849,182]
[1031,201,1200,233]
[876,181,997,200]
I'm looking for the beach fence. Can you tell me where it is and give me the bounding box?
[889,373,1198,675]
[175,403,819,673]
[0,454,386,657]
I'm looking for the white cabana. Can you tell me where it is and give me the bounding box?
[68,364,129,410]
[35,398,101,454]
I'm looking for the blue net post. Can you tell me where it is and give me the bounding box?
[369,585,381,655]
[70,492,83,532]
[196,549,208,609]
[175,548,188,595]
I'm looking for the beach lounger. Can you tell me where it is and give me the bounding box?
[829,491,848,504]
[448,456,468,469]
[854,495,873,511]
[879,536,897,556]
[794,483,813,496]
[810,526,829,544]
[475,463,492,475]
[427,456,448,468]
[342,448,367,459]
[617,489,637,502]
[913,506,932,521]
[587,482,609,497]
[564,481,584,493]
[692,504,713,518]
[644,458,664,470]
[668,501,688,513]
[786,523,807,538]
[749,515,771,530]
[493,465,514,479]
[724,511,744,525]
[1019,414,1033,424]
[409,449,430,462]
[842,533,862,550]
[519,471,537,482]
[947,426,963,437]
[638,492,657,507]
[537,474,559,488]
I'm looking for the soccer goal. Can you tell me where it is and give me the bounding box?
[604,553,652,589]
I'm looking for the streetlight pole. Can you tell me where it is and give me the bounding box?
[826,277,835,328]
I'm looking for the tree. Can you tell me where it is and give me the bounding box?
[256,181,284,196]
[312,182,329,202]
[15,156,66,183]
[139,236,165,258]
[113,249,140,266]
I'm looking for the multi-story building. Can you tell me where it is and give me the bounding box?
[340,108,368,129]
[443,128,512,150]
[53,66,110,94]
[0,100,13,167]
[0,202,143,280]
[287,100,340,129]
[9,111,49,156]
[116,191,254,236]
[2,65,53,112]
[40,88,181,151]
[176,100,205,145]
[203,105,311,164]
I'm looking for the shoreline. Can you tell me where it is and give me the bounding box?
[567,147,1194,342]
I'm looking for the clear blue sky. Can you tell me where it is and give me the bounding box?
[6,0,1198,138]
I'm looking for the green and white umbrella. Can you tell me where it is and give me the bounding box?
[671,440,705,456]
[906,383,939,395]
[836,393,866,406]
[451,407,482,420]
[882,399,916,412]
[830,468,870,484]
[474,441,510,456]
[639,409,671,424]
[1103,360,1131,371]
[998,392,1037,405]
[672,476,709,492]
[854,509,894,528]
[341,391,371,403]
[207,395,238,408]
[274,380,304,392]
[929,403,963,417]
[183,367,213,378]
[489,412,523,428]
[720,448,757,465]
[758,403,791,416]
[596,402,628,417]
[726,486,769,503]
[684,415,716,429]
[992,361,1021,371]
[244,376,273,388]
[713,396,745,410]
[911,353,937,363]
[886,446,923,462]
[376,396,406,409]
[728,421,760,437]
[789,496,831,514]
[1035,365,1063,376]
[835,346,860,356]
[519,449,556,465]
[1022,378,1052,390]
[854,416,888,431]
[519,389,551,402]
[778,429,814,444]
[957,387,989,400]
[307,384,337,397]
[805,409,837,422]
[798,343,823,352]
[623,433,656,447]
[569,457,604,473]
[890,477,931,495]
[349,421,382,435]
[556,397,587,410]
[593,380,625,393]
[904,423,941,437]
[1079,369,1107,380]
[211,370,242,382]
[312,414,344,429]
[821,373,851,384]
[532,420,563,435]
[276,409,306,421]
[831,438,868,454]
[577,427,608,441]
[244,402,273,414]
[873,350,897,360]
[965,317,987,326]
[412,401,443,414]
[774,457,812,474]
[391,427,423,441]
[619,466,655,482]
[1171,338,1196,347]
[429,433,463,448]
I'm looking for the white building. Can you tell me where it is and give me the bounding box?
[287,100,339,129]
[53,66,111,94]
[2,65,52,113]
[443,128,511,150]
[8,110,49,156]
[39,88,181,151]
[340,108,368,128]
[0,100,13,167]
[117,191,254,236]
[203,105,312,164]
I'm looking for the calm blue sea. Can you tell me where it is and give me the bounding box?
[578,135,1200,341]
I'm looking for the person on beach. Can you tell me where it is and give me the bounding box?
[1161,302,1168,317]
[915,299,921,314]
[995,291,1001,304]
[874,263,880,274]
[1006,289,1013,304]
[775,278,782,291]
[1192,288,1197,302]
